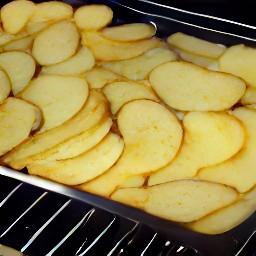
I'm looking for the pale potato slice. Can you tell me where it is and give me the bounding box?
[74,4,113,30]
[30,1,73,22]
[26,117,112,164]
[246,104,256,110]
[103,81,159,114]
[167,32,226,59]
[0,51,36,95]
[28,132,124,185]
[219,44,256,87]
[111,179,238,222]
[101,23,156,42]
[3,36,33,52]
[19,75,89,132]
[26,20,53,35]
[82,67,124,89]
[206,61,220,71]
[32,21,79,65]
[149,61,246,111]
[119,175,146,188]
[198,107,256,193]
[78,100,183,197]
[0,68,11,103]
[0,30,28,46]
[0,244,23,256]
[102,47,177,80]
[41,47,95,75]
[148,112,245,186]
[1,1,35,34]
[82,31,158,61]
[241,87,256,105]
[2,90,108,169]
[187,187,256,234]
[0,97,38,156]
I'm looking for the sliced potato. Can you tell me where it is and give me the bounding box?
[0,51,36,95]
[219,44,256,87]
[111,179,238,222]
[3,36,33,52]
[0,97,38,156]
[79,100,183,197]
[41,47,95,75]
[246,104,256,110]
[148,112,245,186]
[198,107,256,193]
[82,31,158,61]
[1,0,35,34]
[30,1,73,23]
[32,21,79,65]
[0,68,11,103]
[19,75,89,132]
[187,187,256,234]
[0,30,28,46]
[102,23,156,42]
[74,4,113,30]
[82,67,124,89]
[2,90,108,169]
[149,61,246,111]
[119,175,146,188]
[167,32,226,59]
[28,132,124,185]
[26,20,53,35]
[103,81,159,114]
[102,47,177,80]
[241,87,256,105]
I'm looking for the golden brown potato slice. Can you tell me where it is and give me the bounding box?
[149,61,246,111]
[111,179,238,222]
[102,47,177,80]
[19,75,89,132]
[74,4,113,30]
[81,31,158,61]
[0,97,39,156]
[0,51,36,95]
[82,67,124,89]
[241,87,256,105]
[32,21,79,65]
[2,90,108,170]
[30,1,73,23]
[3,36,33,52]
[28,132,124,185]
[167,32,226,59]
[101,23,156,42]
[0,69,11,103]
[187,187,256,234]
[41,47,95,75]
[219,44,256,87]
[148,112,245,186]
[1,1,35,34]
[198,107,256,193]
[103,81,159,114]
[78,99,183,197]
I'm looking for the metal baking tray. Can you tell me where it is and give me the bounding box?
[0,0,256,255]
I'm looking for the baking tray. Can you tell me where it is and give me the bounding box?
[0,0,256,255]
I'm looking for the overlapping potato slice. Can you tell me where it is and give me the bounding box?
[81,31,158,61]
[148,112,245,186]
[119,175,146,188]
[102,23,156,42]
[0,97,39,156]
[0,51,35,95]
[187,187,256,234]
[26,20,52,35]
[219,44,256,87]
[19,75,89,132]
[111,179,238,222]
[167,32,226,59]
[41,47,95,75]
[198,107,256,193]
[103,81,159,114]
[241,87,256,105]
[74,4,113,31]
[0,68,11,102]
[82,67,124,89]
[102,47,177,80]
[78,99,183,197]
[0,30,29,46]
[1,0,35,34]
[3,36,33,52]
[32,21,79,65]
[149,61,246,111]
[27,132,124,185]
[2,90,108,169]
